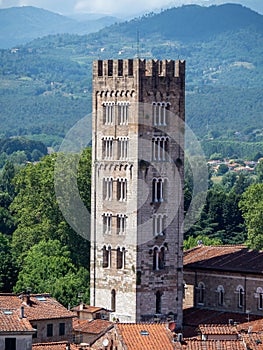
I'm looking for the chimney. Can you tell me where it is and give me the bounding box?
[20,306,24,318]
[79,302,84,311]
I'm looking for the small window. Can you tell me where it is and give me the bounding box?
[111,289,116,312]
[197,282,205,304]
[236,285,244,308]
[102,246,111,268]
[156,291,162,314]
[47,324,53,337]
[108,60,113,76]
[118,60,123,76]
[32,324,37,338]
[217,285,224,306]
[128,59,133,76]
[59,323,65,336]
[5,338,16,350]
[98,60,103,76]
[117,247,125,269]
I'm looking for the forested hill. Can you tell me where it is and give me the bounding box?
[104,3,263,42]
[1,4,263,157]
[0,6,119,49]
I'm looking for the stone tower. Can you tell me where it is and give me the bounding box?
[90,59,185,327]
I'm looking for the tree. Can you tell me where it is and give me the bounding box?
[184,234,222,250]
[256,160,263,183]
[217,163,229,175]
[10,151,91,268]
[13,239,89,306]
[0,233,17,292]
[239,184,263,250]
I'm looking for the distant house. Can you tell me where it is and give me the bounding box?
[0,308,35,350]
[71,304,109,321]
[73,318,113,345]
[0,293,75,344]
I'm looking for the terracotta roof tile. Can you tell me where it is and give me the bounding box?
[116,323,174,350]
[198,324,238,335]
[32,342,79,350]
[71,305,105,313]
[174,339,245,349]
[0,294,74,321]
[73,318,113,334]
[184,245,263,273]
[242,333,263,349]
[183,307,263,337]
[0,309,34,333]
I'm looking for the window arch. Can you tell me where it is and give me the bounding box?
[152,102,170,126]
[102,101,115,125]
[103,212,112,234]
[197,282,205,305]
[217,285,224,306]
[236,285,244,308]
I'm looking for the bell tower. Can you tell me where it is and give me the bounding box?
[90,59,185,327]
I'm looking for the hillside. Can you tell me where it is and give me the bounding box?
[0,6,119,49]
[0,4,263,156]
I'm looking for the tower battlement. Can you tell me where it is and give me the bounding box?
[93,59,185,79]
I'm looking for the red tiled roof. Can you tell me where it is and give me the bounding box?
[32,342,79,350]
[242,333,263,349]
[184,245,263,273]
[0,309,34,333]
[71,304,105,313]
[73,318,113,334]
[198,324,238,335]
[0,294,74,321]
[173,339,245,349]
[183,307,263,338]
[116,323,174,350]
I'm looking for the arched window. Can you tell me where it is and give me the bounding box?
[152,102,170,126]
[152,178,166,203]
[117,178,127,201]
[116,247,125,269]
[152,137,169,161]
[255,287,263,310]
[111,289,116,312]
[117,214,127,234]
[103,177,113,200]
[102,101,115,125]
[102,246,111,268]
[103,212,112,234]
[153,214,166,236]
[117,101,129,125]
[153,247,165,271]
[236,285,244,308]
[217,285,224,306]
[156,291,162,314]
[197,282,205,305]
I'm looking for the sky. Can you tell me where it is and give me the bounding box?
[0,0,262,17]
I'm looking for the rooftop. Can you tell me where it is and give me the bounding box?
[198,324,238,335]
[0,308,35,333]
[73,318,113,334]
[116,323,174,350]
[32,342,79,350]
[0,293,74,321]
[184,245,263,274]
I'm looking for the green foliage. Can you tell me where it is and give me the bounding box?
[11,151,91,268]
[256,160,263,183]
[217,163,229,175]
[239,183,263,250]
[184,235,222,250]
[14,239,89,306]
[0,5,262,153]
[0,233,17,291]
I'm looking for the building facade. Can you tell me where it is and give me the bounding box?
[90,59,185,325]
[184,245,263,316]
